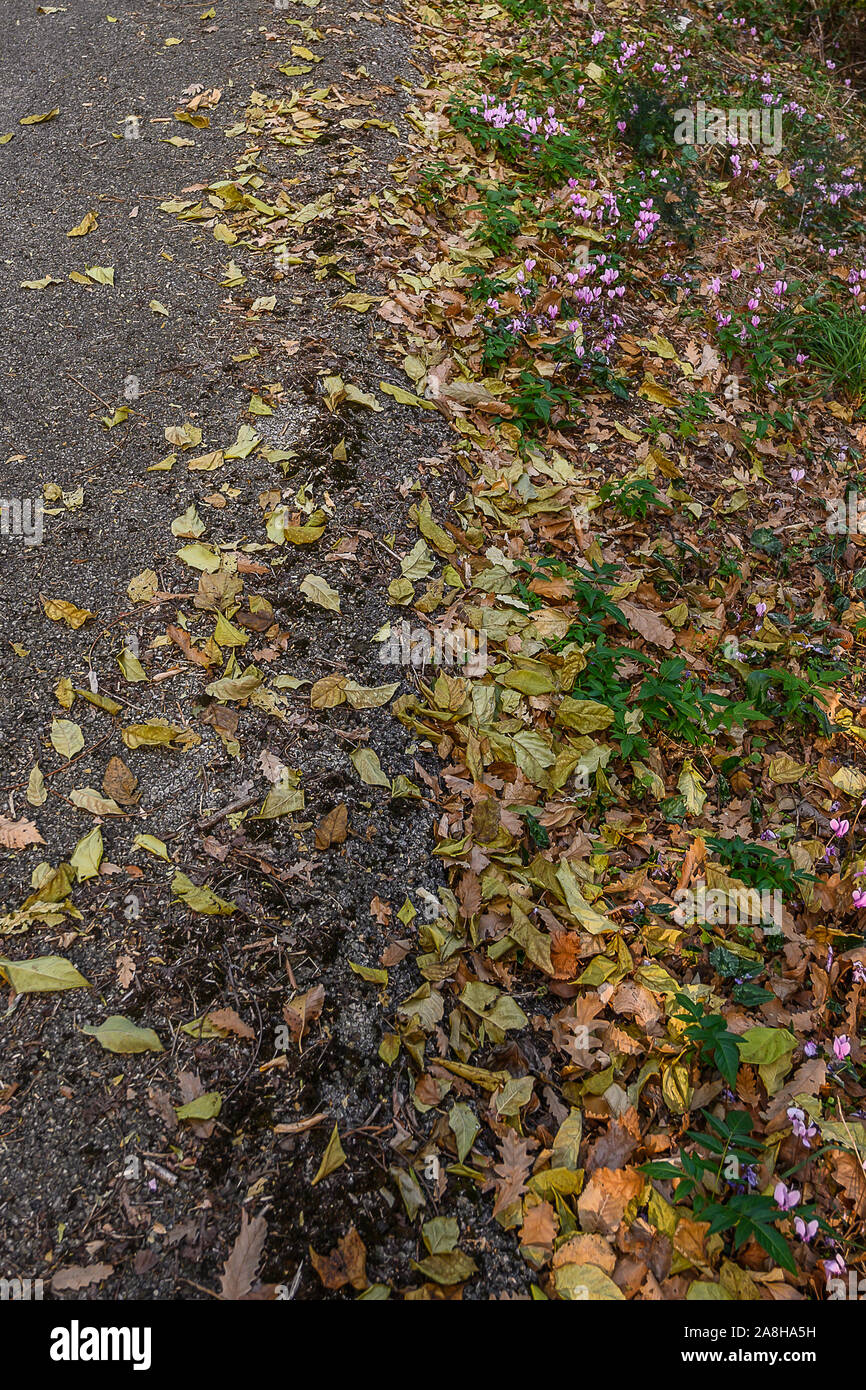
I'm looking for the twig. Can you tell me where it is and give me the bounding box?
[64,373,114,411]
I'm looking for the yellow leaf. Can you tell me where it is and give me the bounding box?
[133,833,171,861]
[41,595,95,628]
[69,788,124,817]
[19,109,60,125]
[310,674,347,708]
[67,210,98,237]
[27,765,47,807]
[118,647,148,682]
[299,573,341,612]
[50,718,84,758]
[768,754,808,785]
[637,376,679,409]
[678,758,707,815]
[311,1124,346,1185]
[70,825,104,881]
[350,748,390,787]
[830,765,866,797]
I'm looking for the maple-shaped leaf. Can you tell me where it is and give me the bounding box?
[490,1129,537,1218]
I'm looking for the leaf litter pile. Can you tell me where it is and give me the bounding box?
[4,0,866,1301]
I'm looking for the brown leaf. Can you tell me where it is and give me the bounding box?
[370,895,391,925]
[519,1201,558,1254]
[146,1086,178,1133]
[52,1262,114,1292]
[831,1150,866,1216]
[282,984,325,1044]
[491,1130,537,1217]
[315,802,348,849]
[618,600,675,649]
[167,623,212,667]
[552,1232,615,1274]
[577,1167,643,1237]
[677,834,707,892]
[674,1216,710,1264]
[208,1007,255,1040]
[220,1210,268,1300]
[0,815,45,849]
[550,929,582,980]
[310,1225,368,1291]
[610,980,661,1028]
[585,1122,638,1175]
[102,755,139,806]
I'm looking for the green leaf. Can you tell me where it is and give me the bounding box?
[0,955,90,993]
[448,1102,480,1163]
[175,1092,222,1121]
[82,1015,164,1053]
[50,718,84,758]
[350,747,390,787]
[70,825,104,882]
[312,1124,346,1185]
[171,871,236,916]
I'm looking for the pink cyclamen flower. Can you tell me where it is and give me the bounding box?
[794,1216,819,1243]
[833,1035,851,1061]
[824,1255,846,1278]
[829,818,850,838]
[755,602,767,619]
[790,468,805,485]
[787,1105,817,1146]
[774,1181,801,1211]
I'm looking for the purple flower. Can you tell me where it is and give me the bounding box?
[829,818,849,838]
[794,1216,818,1243]
[787,1105,817,1146]
[833,1035,851,1061]
[774,1181,801,1211]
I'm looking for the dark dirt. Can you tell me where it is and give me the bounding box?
[0,0,527,1299]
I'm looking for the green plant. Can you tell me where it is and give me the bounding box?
[642,1108,807,1273]
[673,994,741,1087]
[467,185,535,254]
[799,302,866,404]
[450,96,589,186]
[744,664,838,733]
[636,659,762,747]
[599,476,668,520]
[676,389,713,440]
[704,834,814,896]
[508,371,582,436]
